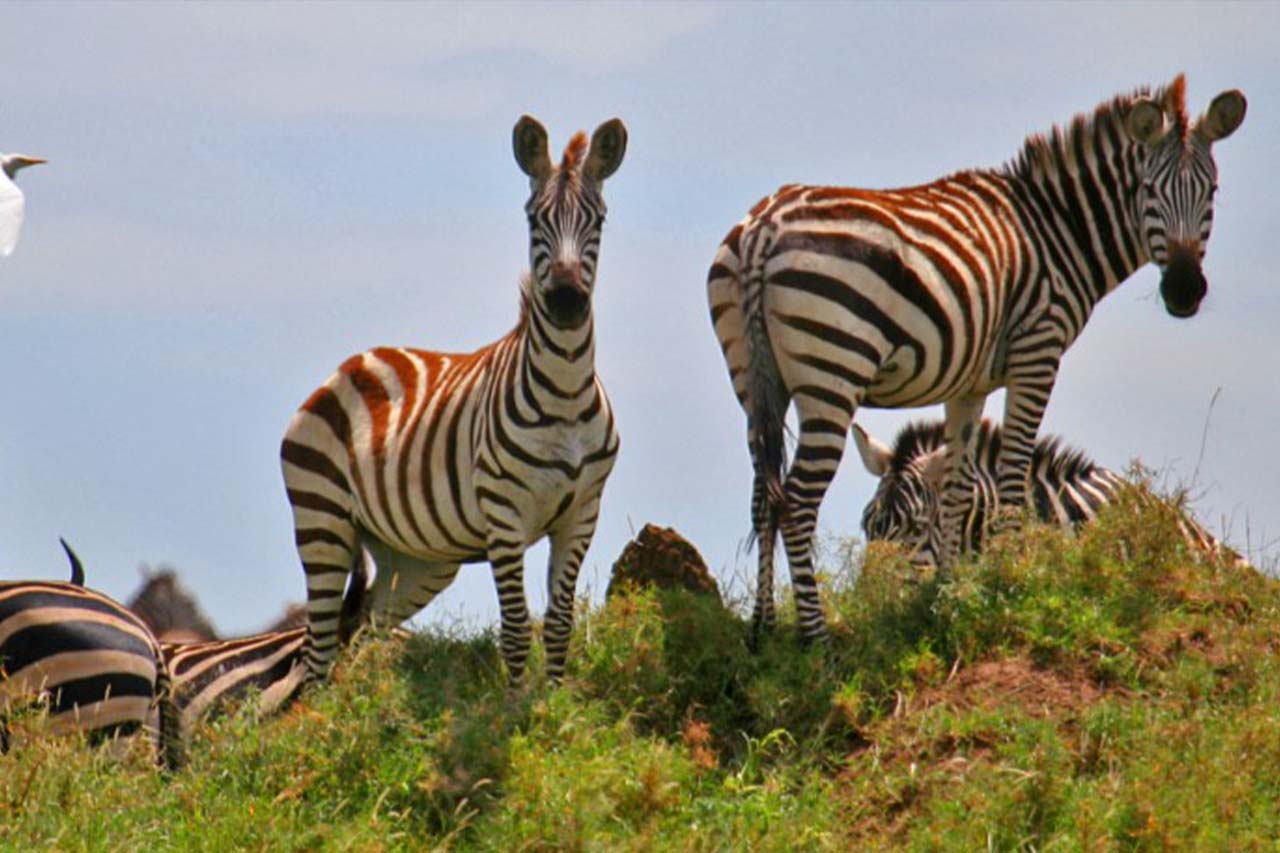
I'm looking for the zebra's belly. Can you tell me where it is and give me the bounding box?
[863,345,1005,408]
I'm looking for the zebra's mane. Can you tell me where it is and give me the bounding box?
[1003,75,1189,182]
[560,131,589,174]
[887,419,948,472]
[887,418,1104,482]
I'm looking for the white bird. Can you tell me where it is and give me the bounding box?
[1,153,46,257]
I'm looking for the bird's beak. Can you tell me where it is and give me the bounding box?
[11,156,47,173]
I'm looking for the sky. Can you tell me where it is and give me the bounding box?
[1,2,1276,636]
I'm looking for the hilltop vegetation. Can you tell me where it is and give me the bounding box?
[4,482,1279,850]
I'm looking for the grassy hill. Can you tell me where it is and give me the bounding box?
[4,483,1279,850]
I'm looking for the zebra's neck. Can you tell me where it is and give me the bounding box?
[1001,97,1151,310]
[514,287,598,421]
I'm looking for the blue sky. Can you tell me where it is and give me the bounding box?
[1,2,1276,635]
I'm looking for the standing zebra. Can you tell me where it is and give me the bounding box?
[852,419,1248,568]
[282,116,627,685]
[0,551,184,769]
[708,76,1247,643]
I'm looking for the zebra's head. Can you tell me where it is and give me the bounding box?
[513,115,628,330]
[1123,79,1247,319]
[852,423,946,566]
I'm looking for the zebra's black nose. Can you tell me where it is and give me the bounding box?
[1160,243,1206,319]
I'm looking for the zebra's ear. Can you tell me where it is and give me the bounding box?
[513,115,553,182]
[919,446,948,487]
[1124,99,1168,146]
[1196,90,1247,143]
[584,118,627,183]
[852,424,892,478]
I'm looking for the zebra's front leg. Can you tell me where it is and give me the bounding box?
[488,541,533,686]
[936,395,987,569]
[750,469,779,647]
[543,500,602,683]
[779,395,856,645]
[995,363,1060,534]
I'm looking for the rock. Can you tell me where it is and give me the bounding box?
[607,524,721,603]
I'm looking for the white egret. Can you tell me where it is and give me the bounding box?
[1,153,46,257]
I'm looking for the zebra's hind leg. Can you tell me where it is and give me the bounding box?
[154,668,186,772]
[293,511,362,683]
[749,469,779,650]
[362,541,461,630]
[779,394,857,646]
[936,395,986,569]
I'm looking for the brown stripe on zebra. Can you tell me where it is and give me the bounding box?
[707,75,1247,643]
[281,115,627,687]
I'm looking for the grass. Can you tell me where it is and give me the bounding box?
[4,483,1280,850]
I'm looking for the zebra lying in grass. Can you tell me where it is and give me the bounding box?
[0,543,184,769]
[163,558,368,734]
[852,419,1248,568]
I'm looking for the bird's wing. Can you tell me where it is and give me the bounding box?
[0,171,27,257]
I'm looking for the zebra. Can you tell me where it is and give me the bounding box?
[281,115,627,685]
[707,76,1247,643]
[0,544,184,770]
[852,419,1248,568]
[163,556,368,733]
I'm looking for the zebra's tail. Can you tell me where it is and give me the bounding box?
[59,537,85,587]
[741,225,789,517]
[153,662,187,772]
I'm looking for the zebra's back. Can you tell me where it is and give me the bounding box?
[164,628,308,731]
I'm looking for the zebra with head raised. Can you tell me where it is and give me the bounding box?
[852,419,1249,569]
[282,116,627,686]
[707,76,1247,644]
[0,544,184,770]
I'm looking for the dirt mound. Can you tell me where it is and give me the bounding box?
[607,524,721,603]
[918,658,1104,719]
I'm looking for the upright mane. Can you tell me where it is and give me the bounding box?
[1003,75,1188,181]
[559,132,589,176]
[888,418,1103,482]
[888,419,947,472]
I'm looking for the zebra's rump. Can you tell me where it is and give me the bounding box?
[0,582,164,744]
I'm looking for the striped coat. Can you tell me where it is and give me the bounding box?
[164,558,367,731]
[282,116,627,684]
[708,76,1247,642]
[0,568,183,769]
[854,418,1249,568]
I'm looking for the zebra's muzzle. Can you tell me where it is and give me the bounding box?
[1159,245,1206,319]
[544,282,590,329]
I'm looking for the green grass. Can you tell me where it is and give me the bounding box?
[4,484,1279,850]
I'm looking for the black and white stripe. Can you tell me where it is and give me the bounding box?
[707,76,1247,642]
[0,550,183,769]
[281,116,627,685]
[164,558,368,731]
[853,419,1249,568]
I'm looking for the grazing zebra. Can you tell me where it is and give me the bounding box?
[164,557,368,732]
[282,115,627,685]
[0,552,184,769]
[708,76,1247,643]
[852,419,1248,567]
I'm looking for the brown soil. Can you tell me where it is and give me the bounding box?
[607,523,721,603]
